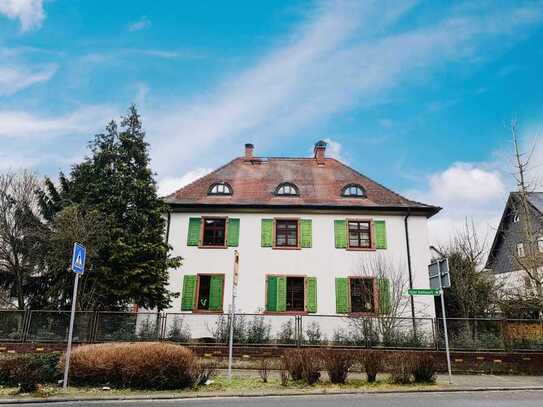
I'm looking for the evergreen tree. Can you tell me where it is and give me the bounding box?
[38,106,181,310]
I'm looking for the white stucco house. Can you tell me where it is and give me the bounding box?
[163,142,441,322]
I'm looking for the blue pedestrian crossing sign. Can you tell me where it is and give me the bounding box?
[71,243,86,274]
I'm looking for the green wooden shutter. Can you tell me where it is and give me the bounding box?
[300,219,312,248]
[266,276,278,312]
[306,277,317,313]
[181,275,197,311]
[375,220,387,249]
[261,219,273,247]
[335,277,349,314]
[187,218,201,246]
[227,218,240,247]
[276,276,287,312]
[209,275,225,311]
[334,220,347,248]
[378,278,392,314]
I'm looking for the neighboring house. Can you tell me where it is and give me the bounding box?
[163,142,440,320]
[486,192,543,292]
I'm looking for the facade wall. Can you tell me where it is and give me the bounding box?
[165,210,435,318]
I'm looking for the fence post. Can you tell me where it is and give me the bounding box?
[22,310,32,343]
[430,317,436,351]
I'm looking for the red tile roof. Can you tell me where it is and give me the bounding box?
[165,157,440,216]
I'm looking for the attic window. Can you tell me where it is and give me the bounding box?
[208,182,232,196]
[275,182,299,196]
[342,184,365,198]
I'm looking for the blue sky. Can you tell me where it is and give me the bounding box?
[1,0,543,244]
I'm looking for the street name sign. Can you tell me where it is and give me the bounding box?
[71,243,86,274]
[408,288,441,296]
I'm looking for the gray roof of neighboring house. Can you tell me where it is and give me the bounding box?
[526,192,543,214]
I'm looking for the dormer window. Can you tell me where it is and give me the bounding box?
[342,184,365,198]
[208,182,232,196]
[275,182,299,196]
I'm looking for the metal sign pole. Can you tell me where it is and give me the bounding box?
[227,250,239,383]
[63,272,79,390]
[438,260,453,384]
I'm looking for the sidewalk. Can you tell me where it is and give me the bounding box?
[1,372,542,404]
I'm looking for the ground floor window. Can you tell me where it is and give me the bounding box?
[266,275,317,313]
[350,277,376,313]
[181,274,224,312]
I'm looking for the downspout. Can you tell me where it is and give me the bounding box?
[165,210,171,246]
[404,210,417,333]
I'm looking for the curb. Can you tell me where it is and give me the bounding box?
[1,386,543,404]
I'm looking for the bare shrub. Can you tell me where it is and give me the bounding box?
[320,350,353,384]
[194,361,217,386]
[389,353,413,384]
[411,353,437,383]
[280,369,289,386]
[282,349,321,385]
[66,342,198,389]
[359,350,384,383]
[258,358,272,383]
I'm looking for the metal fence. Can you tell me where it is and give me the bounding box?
[1,309,542,351]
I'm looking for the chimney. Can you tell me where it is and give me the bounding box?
[244,143,254,160]
[314,140,327,165]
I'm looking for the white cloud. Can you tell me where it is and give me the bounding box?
[134,83,149,107]
[408,162,508,247]
[149,0,543,178]
[322,138,345,161]
[128,16,151,32]
[0,105,117,138]
[0,0,44,32]
[157,168,212,197]
[0,64,57,96]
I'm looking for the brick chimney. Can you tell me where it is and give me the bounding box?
[245,143,254,160]
[314,140,327,165]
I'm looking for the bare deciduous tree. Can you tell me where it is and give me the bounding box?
[0,170,44,309]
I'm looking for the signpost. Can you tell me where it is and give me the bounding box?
[227,250,239,383]
[63,243,86,390]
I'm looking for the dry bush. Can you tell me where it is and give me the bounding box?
[65,342,198,389]
[320,350,353,384]
[282,349,321,385]
[411,353,437,383]
[280,369,289,386]
[389,353,413,384]
[0,353,60,393]
[258,358,272,383]
[194,360,217,386]
[358,351,384,383]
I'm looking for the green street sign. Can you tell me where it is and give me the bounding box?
[408,288,441,296]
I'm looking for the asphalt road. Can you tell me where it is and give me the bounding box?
[4,391,543,407]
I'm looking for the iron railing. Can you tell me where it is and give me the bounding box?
[1,309,542,351]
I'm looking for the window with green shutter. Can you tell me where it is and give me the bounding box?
[181,275,197,311]
[187,218,201,246]
[227,218,240,247]
[209,275,225,311]
[261,219,273,247]
[306,277,317,313]
[300,219,312,248]
[334,220,347,248]
[377,278,391,314]
[335,277,349,313]
[375,220,387,249]
[276,276,287,312]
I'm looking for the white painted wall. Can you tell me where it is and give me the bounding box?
[165,211,436,320]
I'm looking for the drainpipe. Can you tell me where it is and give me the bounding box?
[165,211,171,246]
[404,210,417,334]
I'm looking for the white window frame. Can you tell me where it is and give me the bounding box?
[517,242,525,258]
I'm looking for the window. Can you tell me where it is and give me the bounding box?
[181,274,224,312]
[202,218,226,246]
[275,182,299,196]
[342,184,365,197]
[538,237,543,253]
[350,277,376,313]
[208,182,232,195]
[275,220,298,247]
[513,212,520,223]
[348,220,371,249]
[286,277,305,311]
[197,275,211,310]
[517,242,525,258]
[265,275,317,313]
